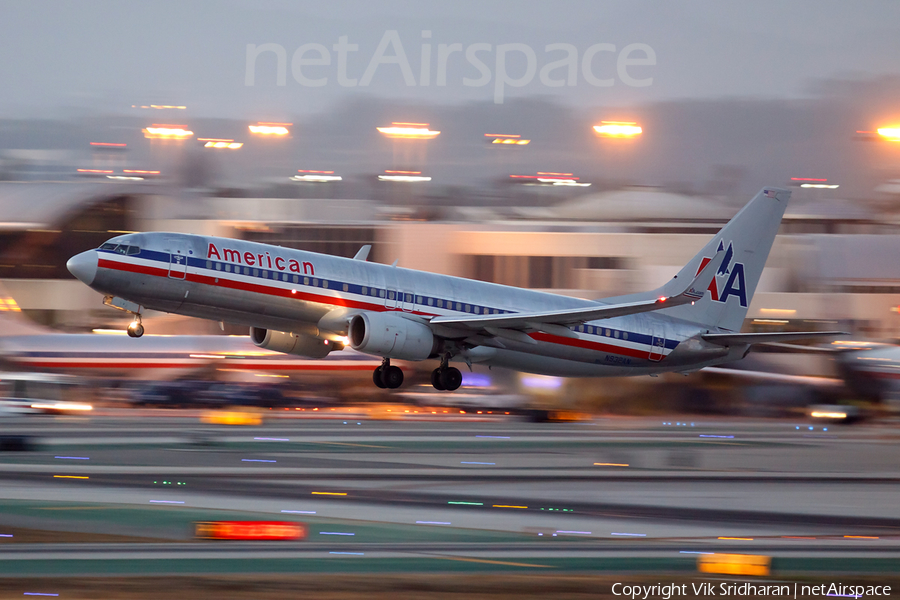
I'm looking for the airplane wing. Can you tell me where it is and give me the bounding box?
[702,331,847,346]
[430,250,725,332]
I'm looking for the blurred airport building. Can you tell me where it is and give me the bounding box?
[2,180,900,343]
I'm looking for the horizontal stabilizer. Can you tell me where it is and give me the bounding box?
[702,331,847,347]
[431,250,725,330]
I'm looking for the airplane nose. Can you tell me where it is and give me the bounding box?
[66,250,97,286]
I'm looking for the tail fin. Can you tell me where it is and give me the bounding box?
[609,187,791,332]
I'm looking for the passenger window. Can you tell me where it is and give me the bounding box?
[343,284,349,292]
[304,277,309,285]
[371,288,377,297]
[427,298,434,306]
[605,329,610,336]
[323,280,329,289]
[388,291,395,300]
[206,261,212,269]
[416,296,423,304]
[437,299,443,308]
[457,303,462,311]
[614,331,620,339]
[313,278,318,286]
[405,294,412,303]
[216,263,222,271]
[362,286,367,295]
[253,269,259,277]
[293,275,298,284]
[623,332,628,340]
[225,264,231,272]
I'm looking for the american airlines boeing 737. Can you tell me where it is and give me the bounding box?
[66,187,841,391]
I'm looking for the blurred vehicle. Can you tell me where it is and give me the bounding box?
[0,372,90,414]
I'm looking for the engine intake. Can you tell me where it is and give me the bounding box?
[348,312,436,361]
[250,327,340,359]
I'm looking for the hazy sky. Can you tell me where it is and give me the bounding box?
[2,1,899,118]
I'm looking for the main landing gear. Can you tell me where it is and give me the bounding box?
[126,315,144,338]
[431,354,462,391]
[373,358,404,389]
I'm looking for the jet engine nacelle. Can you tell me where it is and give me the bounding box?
[348,312,437,361]
[250,327,339,359]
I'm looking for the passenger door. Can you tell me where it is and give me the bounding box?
[166,237,188,280]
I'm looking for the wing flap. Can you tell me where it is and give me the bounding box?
[430,250,725,331]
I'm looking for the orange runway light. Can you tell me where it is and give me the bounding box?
[249,123,291,135]
[143,126,194,139]
[594,462,629,467]
[593,121,642,137]
[486,134,530,145]
[877,127,900,141]
[195,521,305,540]
[90,142,127,147]
[0,297,22,312]
[311,491,347,496]
[53,475,89,479]
[698,553,770,576]
[77,169,114,174]
[377,123,440,139]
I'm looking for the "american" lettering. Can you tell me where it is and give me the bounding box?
[207,243,314,275]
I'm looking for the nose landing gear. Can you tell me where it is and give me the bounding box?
[373,358,404,389]
[126,315,144,338]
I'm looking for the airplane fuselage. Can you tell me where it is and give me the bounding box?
[69,232,742,379]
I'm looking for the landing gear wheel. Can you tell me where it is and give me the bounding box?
[126,321,144,338]
[382,365,404,389]
[373,366,387,389]
[431,368,446,391]
[439,367,462,391]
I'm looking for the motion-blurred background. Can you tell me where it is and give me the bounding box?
[2,0,900,418]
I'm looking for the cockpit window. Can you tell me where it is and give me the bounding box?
[99,243,140,256]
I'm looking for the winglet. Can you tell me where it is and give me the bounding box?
[353,245,371,261]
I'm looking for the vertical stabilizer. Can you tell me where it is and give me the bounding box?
[610,187,791,331]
